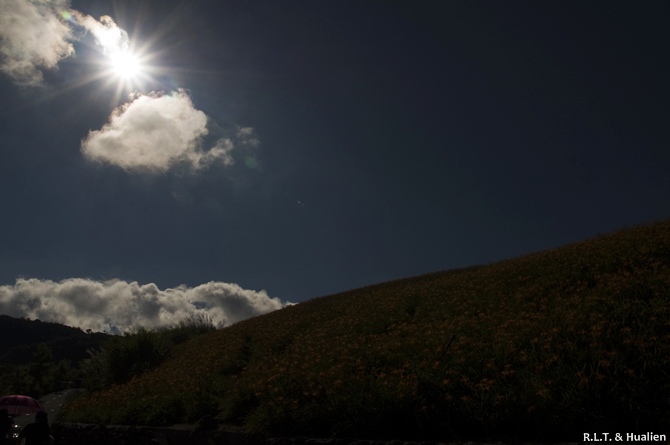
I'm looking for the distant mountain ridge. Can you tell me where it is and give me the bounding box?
[0,315,110,365]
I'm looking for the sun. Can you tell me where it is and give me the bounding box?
[50,12,165,107]
[100,45,156,98]
[109,50,142,79]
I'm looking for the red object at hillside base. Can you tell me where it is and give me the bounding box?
[0,395,45,416]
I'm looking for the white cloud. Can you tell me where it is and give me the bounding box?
[235,126,261,170]
[71,13,129,57]
[1,3,258,173]
[207,138,235,167]
[0,277,289,334]
[0,2,134,86]
[81,89,234,172]
[0,3,154,87]
[237,127,261,148]
[0,0,75,86]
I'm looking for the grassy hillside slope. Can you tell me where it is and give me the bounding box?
[61,219,670,441]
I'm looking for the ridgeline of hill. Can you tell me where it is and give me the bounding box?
[61,219,670,441]
[0,315,110,364]
[0,315,110,398]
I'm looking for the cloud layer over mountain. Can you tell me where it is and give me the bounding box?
[0,278,288,333]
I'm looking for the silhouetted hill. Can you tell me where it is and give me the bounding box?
[62,218,670,441]
[0,315,110,364]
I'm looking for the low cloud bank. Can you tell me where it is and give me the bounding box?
[0,278,289,334]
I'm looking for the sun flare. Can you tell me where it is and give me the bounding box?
[109,50,141,79]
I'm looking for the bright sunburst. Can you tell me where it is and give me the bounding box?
[82,14,157,97]
[109,50,142,79]
[44,12,168,107]
[97,44,154,100]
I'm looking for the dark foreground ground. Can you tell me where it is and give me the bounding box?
[12,391,659,445]
[50,423,584,445]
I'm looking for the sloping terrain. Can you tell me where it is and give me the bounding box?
[0,316,110,397]
[0,315,109,363]
[61,219,670,441]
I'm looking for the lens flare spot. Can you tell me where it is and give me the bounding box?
[245,156,258,169]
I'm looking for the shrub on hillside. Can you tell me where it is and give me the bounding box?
[82,314,217,392]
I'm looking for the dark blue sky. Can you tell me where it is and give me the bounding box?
[1,0,669,308]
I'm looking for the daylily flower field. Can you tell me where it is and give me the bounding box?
[61,219,670,441]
